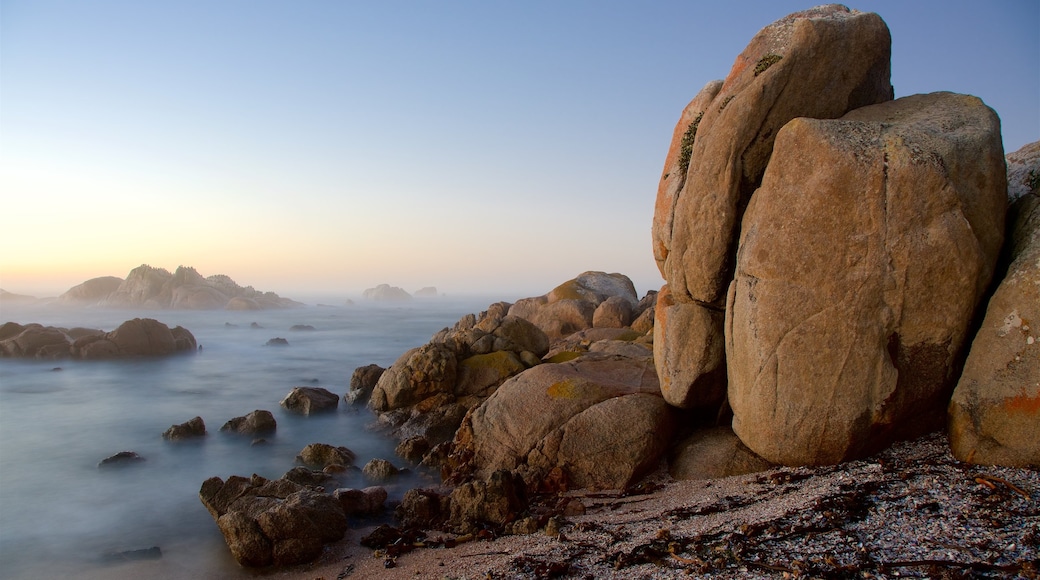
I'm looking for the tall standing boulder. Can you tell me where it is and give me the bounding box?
[727,92,1007,465]
[652,5,894,410]
[949,141,1040,467]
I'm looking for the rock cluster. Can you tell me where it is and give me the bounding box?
[59,264,301,310]
[0,318,197,359]
[650,4,1030,467]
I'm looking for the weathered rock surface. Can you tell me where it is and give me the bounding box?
[220,410,277,435]
[659,5,893,304]
[362,284,412,301]
[162,416,206,440]
[361,458,399,482]
[280,386,339,415]
[669,427,773,480]
[199,474,346,567]
[949,142,1040,467]
[652,6,894,415]
[62,265,301,310]
[448,352,672,491]
[296,443,356,469]
[369,344,458,412]
[727,92,1007,465]
[333,486,387,517]
[508,272,638,340]
[653,285,727,410]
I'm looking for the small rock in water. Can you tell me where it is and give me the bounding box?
[265,337,289,346]
[250,322,263,329]
[162,416,206,440]
[98,451,145,468]
[50,367,62,372]
[290,324,316,331]
[101,546,161,562]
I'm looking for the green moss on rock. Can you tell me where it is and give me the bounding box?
[677,112,704,177]
[754,53,783,76]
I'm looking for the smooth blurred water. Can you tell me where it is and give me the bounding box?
[0,297,493,578]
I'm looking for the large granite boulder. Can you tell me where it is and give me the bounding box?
[107,318,179,355]
[949,142,1040,467]
[0,324,72,358]
[726,92,1007,465]
[448,352,672,491]
[199,474,347,567]
[652,5,894,408]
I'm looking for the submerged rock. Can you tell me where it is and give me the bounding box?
[98,451,146,468]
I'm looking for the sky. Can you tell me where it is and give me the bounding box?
[2,1,1037,301]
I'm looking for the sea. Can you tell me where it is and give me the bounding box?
[0,295,502,579]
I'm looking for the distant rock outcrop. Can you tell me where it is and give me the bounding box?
[0,289,39,304]
[362,284,412,301]
[59,276,124,304]
[0,318,197,360]
[58,265,301,310]
[414,287,439,297]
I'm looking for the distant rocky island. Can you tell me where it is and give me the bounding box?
[58,265,303,310]
[361,284,440,301]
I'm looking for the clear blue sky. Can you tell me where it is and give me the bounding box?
[2,1,1037,300]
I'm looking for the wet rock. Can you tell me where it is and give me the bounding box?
[265,337,289,346]
[199,474,346,567]
[448,470,526,535]
[333,486,387,517]
[362,459,399,482]
[281,466,337,490]
[98,451,145,468]
[100,546,161,562]
[280,386,339,415]
[220,410,277,435]
[345,364,385,406]
[395,436,431,464]
[162,416,206,440]
[296,443,355,469]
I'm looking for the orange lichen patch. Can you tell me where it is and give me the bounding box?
[545,351,581,364]
[1002,392,1040,415]
[548,378,592,399]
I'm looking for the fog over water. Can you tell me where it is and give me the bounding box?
[0,296,497,578]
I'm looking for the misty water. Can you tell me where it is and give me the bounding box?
[0,296,497,578]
